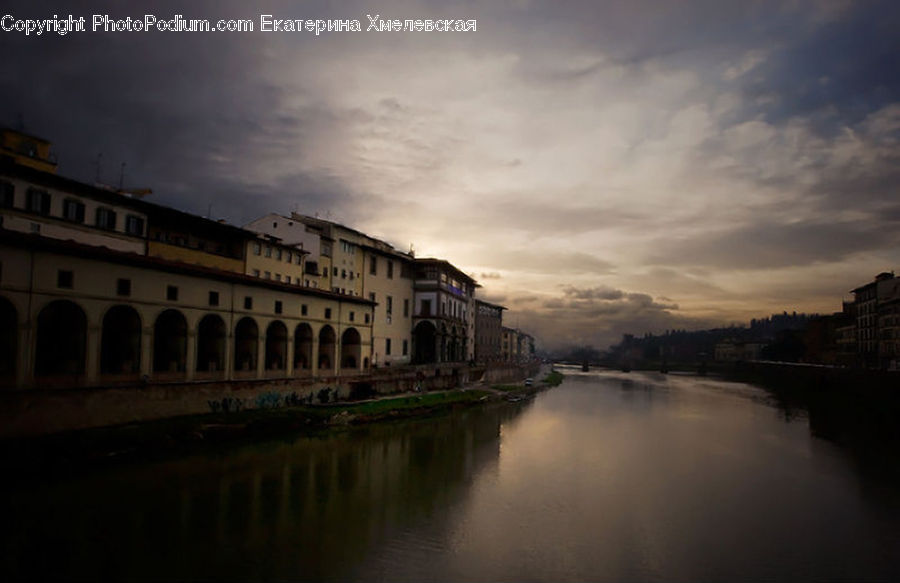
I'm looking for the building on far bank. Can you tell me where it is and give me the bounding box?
[877,278,900,370]
[474,299,505,363]
[411,259,477,364]
[851,272,896,368]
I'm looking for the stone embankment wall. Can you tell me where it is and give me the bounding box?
[0,362,539,437]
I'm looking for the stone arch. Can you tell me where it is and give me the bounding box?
[35,300,86,377]
[294,323,313,371]
[341,327,361,369]
[101,305,142,374]
[153,309,187,373]
[413,320,436,364]
[234,317,259,372]
[318,325,335,371]
[265,320,288,371]
[197,314,226,373]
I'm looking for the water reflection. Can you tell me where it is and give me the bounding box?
[0,405,527,582]
[3,372,900,582]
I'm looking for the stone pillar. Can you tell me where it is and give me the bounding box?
[225,330,234,381]
[286,334,294,376]
[185,329,197,381]
[85,323,100,385]
[16,322,31,389]
[140,325,153,378]
[256,333,266,379]
[311,336,320,377]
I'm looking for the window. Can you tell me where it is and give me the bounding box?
[275,274,281,281]
[275,300,283,314]
[276,249,282,260]
[369,292,376,303]
[322,267,327,277]
[387,261,394,279]
[96,207,117,230]
[0,180,13,208]
[386,296,393,314]
[370,256,377,275]
[30,222,40,233]
[365,313,370,324]
[421,300,431,316]
[349,311,355,322]
[265,246,272,258]
[63,199,85,223]
[125,215,144,236]
[167,285,178,301]
[341,269,346,279]
[333,267,338,276]
[26,188,50,215]
[295,254,302,265]
[285,251,291,263]
[285,276,291,284]
[252,269,260,277]
[403,340,408,356]
[253,242,261,255]
[324,308,332,319]
[244,296,253,310]
[264,271,271,279]
[301,304,308,316]
[117,278,131,296]
[209,291,219,306]
[404,299,410,317]
[385,338,392,355]
[57,269,73,289]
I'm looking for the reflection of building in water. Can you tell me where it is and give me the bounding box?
[1,404,528,581]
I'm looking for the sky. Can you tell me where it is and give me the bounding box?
[2,0,899,351]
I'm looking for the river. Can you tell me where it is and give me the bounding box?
[3,368,900,581]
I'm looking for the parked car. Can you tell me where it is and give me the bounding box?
[524,378,533,387]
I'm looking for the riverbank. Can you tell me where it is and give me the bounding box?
[0,368,560,480]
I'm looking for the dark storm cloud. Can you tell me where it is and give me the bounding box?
[649,218,900,270]
[0,0,365,224]
[743,0,900,128]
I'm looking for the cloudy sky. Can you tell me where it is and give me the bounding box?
[3,0,899,350]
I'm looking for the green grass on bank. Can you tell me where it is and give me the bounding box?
[542,371,564,387]
[340,389,492,416]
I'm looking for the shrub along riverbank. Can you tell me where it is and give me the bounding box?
[0,370,563,480]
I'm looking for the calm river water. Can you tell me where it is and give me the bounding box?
[3,368,900,581]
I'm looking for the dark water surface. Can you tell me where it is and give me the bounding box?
[3,369,900,581]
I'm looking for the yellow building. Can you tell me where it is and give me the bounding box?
[251,213,417,367]
[0,229,374,390]
[1,158,147,254]
[0,128,57,174]
[244,234,310,287]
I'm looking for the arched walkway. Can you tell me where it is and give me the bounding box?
[318,325,335,372]
[234,317,259,372]
[101,305,141,374]
[35,300,87,377]
[294,323,313,371]
[341,328,361,369]
[153,309,187,373]
[0,297,17,382]
[265,321,288,371]
[413,321,436,364]
[197,314,226,373]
